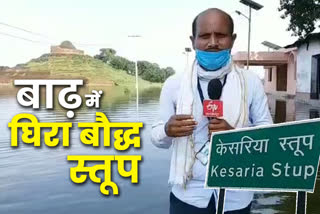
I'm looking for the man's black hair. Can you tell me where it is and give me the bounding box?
[192,8,234,38]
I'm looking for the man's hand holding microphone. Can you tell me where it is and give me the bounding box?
[205,78,233,135]
[165,77,234,138]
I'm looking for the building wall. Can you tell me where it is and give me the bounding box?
[296,40,320,93]
[264,51,297,96]
[264,66,277,94]
[287,51,297,95]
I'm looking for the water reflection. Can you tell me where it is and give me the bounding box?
[309,109,320,119]
[268,97,296,123]
[275,100,286,123]
[253,97,320,214]
[0,86,171,214]
[1,87,320,213]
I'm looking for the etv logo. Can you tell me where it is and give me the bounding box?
[203,100,223,117]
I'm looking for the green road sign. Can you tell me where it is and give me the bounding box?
[205,119,320,192]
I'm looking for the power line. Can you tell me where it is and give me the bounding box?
[0,21,50,39]
[0,30,110,48]
[0,31,49,44]
[0,21,113,48]
[0,21,111,47]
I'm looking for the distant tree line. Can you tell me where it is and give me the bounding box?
[0,66,9,71]
[94,48,175,83]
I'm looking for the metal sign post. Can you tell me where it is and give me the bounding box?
[216,188,225,214]
[296,191,307,214]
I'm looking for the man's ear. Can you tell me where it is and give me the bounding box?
[231,33,237,47]
[190,36,195,50]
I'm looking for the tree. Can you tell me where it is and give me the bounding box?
[0,66,9,71]
[162,67,175,81]
[137,61,158,75]
[279,0,320,38]
[94,48,116,63]
[94,49,176,82]
[109,56,135,74]
[99,48,116,56]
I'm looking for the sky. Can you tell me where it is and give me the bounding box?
[0,0,302,74]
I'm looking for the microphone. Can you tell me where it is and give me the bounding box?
[208,79,223,100]
[203,79,223,117]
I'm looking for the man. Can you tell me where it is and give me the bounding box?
[151,8,272,214]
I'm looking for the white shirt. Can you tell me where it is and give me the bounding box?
[151,65,273,212]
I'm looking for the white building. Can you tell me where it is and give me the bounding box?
[285,33,320,99]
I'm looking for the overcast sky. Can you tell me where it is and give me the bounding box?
[0,0,302,74]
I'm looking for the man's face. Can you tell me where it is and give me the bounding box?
[191,11,236,52]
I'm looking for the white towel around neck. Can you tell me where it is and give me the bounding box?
[168,59,248,187]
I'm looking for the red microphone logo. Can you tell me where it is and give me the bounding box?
[203,100,223,117]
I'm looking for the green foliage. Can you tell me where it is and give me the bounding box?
[137,61,162,82]
[0,66,9,71]
[94,50,176,83]
[30,54,50,63]
[102,48,116,56]
[109,56,135,74]
[279,0,320,38]
[137,61,156,75]
[17,54,160,88]
[15,63,27,68]
[137,61,175,83]
[94,48,116,63]
[161,67,175,82]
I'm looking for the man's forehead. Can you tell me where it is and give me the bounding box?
[196,9,232,33]
[197,10,230,25]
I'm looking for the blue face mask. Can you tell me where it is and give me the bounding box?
[195,49,231,71]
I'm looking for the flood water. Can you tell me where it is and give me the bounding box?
[0,86,319,214]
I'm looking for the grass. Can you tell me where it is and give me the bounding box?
[23,54,162,89]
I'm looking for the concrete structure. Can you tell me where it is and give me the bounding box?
[233,49,297,97]
[50,41,84,56]
[233,33,320,100]
[290,34,320,99]
[50,46,84,55]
